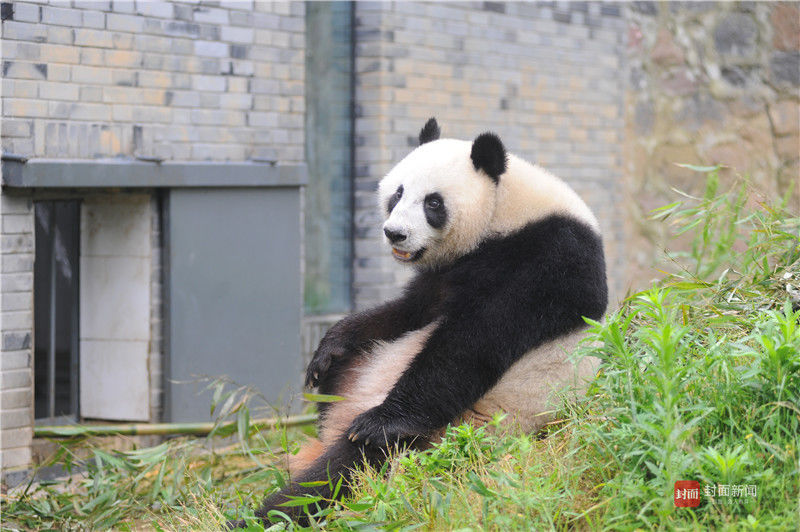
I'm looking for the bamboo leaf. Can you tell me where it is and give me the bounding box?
[217,390,240,418]
[298,480,328,487]
[302,392,346,403]
[332,475,344,499]
[212,390,233,417]
[237,407,250,444]
[342,501,373,512]
[467,471,494,497]
[210,381,226,416]
[278,495,323,507]
[149,456,167,501]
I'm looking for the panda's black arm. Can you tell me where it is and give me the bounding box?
[307,269,444,389]
[345,288,567,442]
[342,270,443,345]
[347,217,608,443]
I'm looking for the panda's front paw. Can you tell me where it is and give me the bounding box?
[347,406,417,447]
[305,327,354,388]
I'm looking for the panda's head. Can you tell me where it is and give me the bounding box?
[378,118,507,268]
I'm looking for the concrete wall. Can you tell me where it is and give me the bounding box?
[624,1,800,286]
[0,0,305,473]
[351,1,627,309]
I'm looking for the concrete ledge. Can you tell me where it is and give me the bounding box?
[1,156,307,188]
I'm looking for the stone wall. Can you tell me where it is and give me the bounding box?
[625,1,800,286]
[352,1,628,310]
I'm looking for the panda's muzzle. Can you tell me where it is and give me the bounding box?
[392,247,425,262]
[384,227,425,262]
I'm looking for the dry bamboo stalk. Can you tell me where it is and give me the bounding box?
[34,413,318,438]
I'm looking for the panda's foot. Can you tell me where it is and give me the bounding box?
[225,518,246,530]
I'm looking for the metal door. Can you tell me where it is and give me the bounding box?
[165,187,302,422]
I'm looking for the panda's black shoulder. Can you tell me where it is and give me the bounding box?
[456,214,603,268]
[446,214,607,319]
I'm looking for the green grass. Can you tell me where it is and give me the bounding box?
[2,167,799,530]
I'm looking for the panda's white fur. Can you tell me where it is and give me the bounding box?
[466,329,600,432]
[316,322,439,445]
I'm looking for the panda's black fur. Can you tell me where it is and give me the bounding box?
[230,119,607,527]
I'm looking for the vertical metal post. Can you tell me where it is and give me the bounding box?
[70,202,80,417]
[48,203,57,419]
[161,191,172,422]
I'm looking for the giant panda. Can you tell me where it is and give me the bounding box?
[234,118,607,526]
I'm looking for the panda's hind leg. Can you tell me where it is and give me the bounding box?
[287,438,325,478]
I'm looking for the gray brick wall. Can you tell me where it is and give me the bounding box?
[1,0,305,162]
[0,194,35,471]
[351,1,627,310]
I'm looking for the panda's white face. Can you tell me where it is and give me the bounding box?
[378,139,498,268]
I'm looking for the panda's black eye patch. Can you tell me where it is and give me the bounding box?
[424,192,447,229]
[387,185,403,214]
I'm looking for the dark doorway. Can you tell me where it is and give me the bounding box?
[33,200,80,422]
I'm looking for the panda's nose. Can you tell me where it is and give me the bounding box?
[384,227,407,244]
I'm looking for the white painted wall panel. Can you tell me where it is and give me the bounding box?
[79,256,150,341]
[79,196,151,421]
[80,196,151,258]
[79,340,149,421]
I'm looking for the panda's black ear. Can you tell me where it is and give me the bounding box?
[418,118,440,145]
[470,132,507,183]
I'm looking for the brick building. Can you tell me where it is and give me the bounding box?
[1,0,309,477]
[1,1,797,479]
